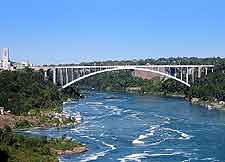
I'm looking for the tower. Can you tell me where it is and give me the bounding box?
[2,48,11,70]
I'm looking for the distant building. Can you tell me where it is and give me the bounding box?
[0,48,32,71]
[1,48,11,70]
[12,61,32,70]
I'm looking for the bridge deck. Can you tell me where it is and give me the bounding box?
[33,65,214,70]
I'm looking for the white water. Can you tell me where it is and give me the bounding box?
[25,92,225,162]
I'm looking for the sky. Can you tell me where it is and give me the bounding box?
[0,0,225,65]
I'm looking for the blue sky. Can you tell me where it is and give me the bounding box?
[0,0,225,64]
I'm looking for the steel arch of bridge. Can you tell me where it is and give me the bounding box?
[32,65,214,89]
[61,66,190,89]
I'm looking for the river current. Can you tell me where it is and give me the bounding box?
[26,91,225,162]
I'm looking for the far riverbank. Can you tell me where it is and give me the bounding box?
[99,88,225,112]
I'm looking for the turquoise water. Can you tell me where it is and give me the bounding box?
[26,91,225,162]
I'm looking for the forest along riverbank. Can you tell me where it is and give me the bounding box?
[28,91,225,162]
[0,106,88,162]
[0,69,87,162]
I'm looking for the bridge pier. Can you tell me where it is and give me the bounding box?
[71,69,74,81]
[192,68,195,83]
[60,68,63,86]
[76,70,80,78]
[174,68,177,77]
[157,67,159,72]
[66,68,69,84]
[186,67,189,83]
[181,67,183,81]
[205,67,208,76]
[198,67,201,78]
[53,69,56,85]
[44,70,48,80]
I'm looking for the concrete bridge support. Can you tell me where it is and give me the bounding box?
[71,69,74,81]
[174,68,177,77]
[180,67,183,81]
[198,67,201,78]
[65,68,69,84]
[192,68,195,83]
[44,70,48,80]
[53,69,56,85]
[60,68,63,86]
[186,67,189,83]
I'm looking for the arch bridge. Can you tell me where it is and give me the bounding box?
[32,65,214,89]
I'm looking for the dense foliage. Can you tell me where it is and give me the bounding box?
[0,68,65,115]
[61,86,84,99]
[160,79,188,95]
[78,57,225,66]
[0,126,82,162]
[189,72,225,101]
[78,70,187,95]
[79,71,144,91]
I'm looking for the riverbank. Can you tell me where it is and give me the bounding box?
[0,69,88,161]
[110,88,225,111]
[143,92,225,111]
[0,110,79,129]
[0,127,87,162]
[125,87,225,111]
[0,109,88,162]
[0,102,88,162]
[189,97,225,111]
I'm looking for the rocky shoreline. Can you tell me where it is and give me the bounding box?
[54,146,88,155]
[0,111,78,129]
[0,109,88,159]
[188,97,225,111]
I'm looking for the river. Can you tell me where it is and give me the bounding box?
[26,91,225,162]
